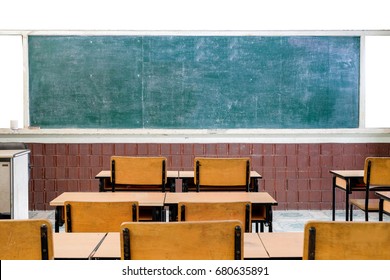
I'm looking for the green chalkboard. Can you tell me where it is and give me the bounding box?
[28,35,360,129]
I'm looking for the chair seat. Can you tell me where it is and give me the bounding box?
[349,198,380,211]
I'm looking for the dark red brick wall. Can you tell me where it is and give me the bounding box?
[26,143,390,211]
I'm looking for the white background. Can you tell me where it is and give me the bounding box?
[1,0,390,129]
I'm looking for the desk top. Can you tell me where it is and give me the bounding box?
[53,232,106,259]
[93,232,120,259]
[54,231,301,260]
[95,170,260,179]
[49,192,166,207]
[329,170,364,178]
[258,232,303,259]
[376,191,390,200]
[95,170,179,178]
[244,232,268,259]
[164,192,277,205]
[178,170,262,179]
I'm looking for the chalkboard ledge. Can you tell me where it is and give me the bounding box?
[1,128,390,144]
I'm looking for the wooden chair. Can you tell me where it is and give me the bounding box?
[194,157,251,192]
[120,220,243,260]
[64,201,138,232]
[349,157,390,221]
[110,156,167,192]
[303,221,390,260]
[178,201,251,232]
[0,219,53,260]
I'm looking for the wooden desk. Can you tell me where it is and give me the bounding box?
[164,192,277,232]
[376,191,390,221]
[95,170,179,192]
[244,232,269,259]
[91,232,268,260]
[330,170,365,221]
[50,192,166,232]
[53,232,107,259]
[178,170,262,192]
[92,232,120,259]
[258,232,303,259]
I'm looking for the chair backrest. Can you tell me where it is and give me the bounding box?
[111,156,167,191]
[178,201,251,232]
[0,219,53,260]
[64,201,138,232]
[194,157,250,192]
[303,221,390,260]
[364,157,390,188]
[120,220,243,260]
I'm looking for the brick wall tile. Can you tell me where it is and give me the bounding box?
[216,144,228,155]
[297,144,310,155]
[148,144,161,155]
[31,155,44,167]
[205,144,217,155]
[102,144,114,155]
[183,144,193,155]
[161,144,171,155]
[68,144,79,155]
[91,144,102,155]
[274,144,286,155]
[90,155,102,167]
[239,144,251,155]
[263,155,274,167]
[56,167,66,179]
[309,191,322,202]
[55,144,67,155]
[170,144,182,155]
[250,155,263,170]
[45,144,56,155]
[252,144,263,155]
[31,143,44,155]
[170,155,182,169]
[137,144,148,156]
[67,167,79,180]
[67,180,79,192]
[181,155,193,170]
[274,156,287,167]
[263,144,274,155]
[67,155,79,167]
[113,144,125,155]
[285,144,297,155]
[124,144,138,155]
[79,155,91,167]
[56,155,67,167]
[56,180,68,193]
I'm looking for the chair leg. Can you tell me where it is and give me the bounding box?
[350,204,353,221]
[253,222,259,233]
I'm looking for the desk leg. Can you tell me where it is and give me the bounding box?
[379,198,384,221]
[98,178,104,192]
[266,205,273,232]
[252,178,259,192]
[345,179,350,221]
[54,206,63,233]
[182,178,188,192]
[332,176,336,221]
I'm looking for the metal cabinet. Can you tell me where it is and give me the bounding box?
[0,150,30,219]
